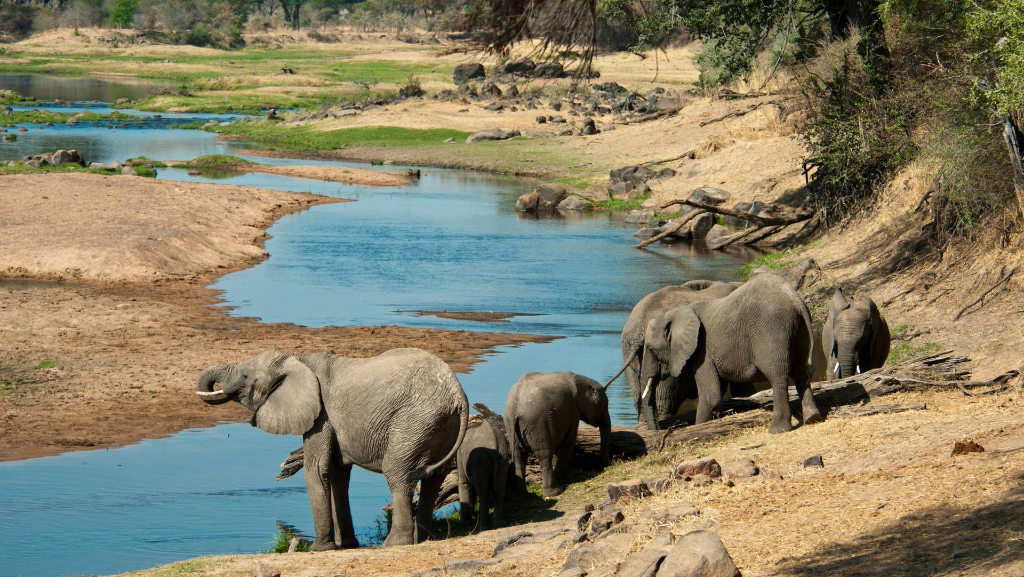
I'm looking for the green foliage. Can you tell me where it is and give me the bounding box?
[264,530,310,553]
[185,23,213,47]
[741,248,795,280]
[188,154,256,169]
[33,361,59,370]
[212,122,471,151]
[966,0,1024,115]
[887,341,942,364]
[588,193,650,212]
[108,0,139,28]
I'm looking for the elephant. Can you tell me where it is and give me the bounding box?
[640,273,822,433]
[195,348,468,549]
[504,372,611,498]
[456,415,510,532]
[822,288,890,379]
[606,280,743,425]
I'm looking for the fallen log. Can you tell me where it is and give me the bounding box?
[659,197,814,227]
[831,403,927,418]
[635,210,707,249]
[621,103,686,125]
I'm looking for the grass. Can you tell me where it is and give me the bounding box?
[0,161,154,178]
[264,530,310,554]
[589,193,652,212]
[887,341,943,364]
[187,154,256,169]
[741,249,797,280]
[33,360,58,370]
[0,110,138,128]
[212,122,471,151]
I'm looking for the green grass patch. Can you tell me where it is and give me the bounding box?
[213,122,471,151]
[887,341,943,364]
[33,360,58,370]
[589,193,651,212]
[0,110,135,128]
[263,530,310,554]
[187,154,256,169]
[0,161,153,178]
[741,249,797,280]
[552,175,597,190]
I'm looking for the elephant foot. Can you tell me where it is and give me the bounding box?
[338,537,360,549]
[542,486,564,498]
[803,409,823,425]
[310,540,338,552]
[768,418,794,434]
[382,531,414,548]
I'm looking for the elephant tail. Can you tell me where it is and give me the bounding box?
[419,369,469,479]
[604,349,638,389]
[797,292,816,371]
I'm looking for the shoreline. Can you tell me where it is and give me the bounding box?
[0,174,552,462]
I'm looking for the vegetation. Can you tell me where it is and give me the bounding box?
[589,193,650,212]
[0,111,138,128]
[887,341,943,364]
[187,154,255,169]
[264,530,310,553]
[212,123,470,150]
[0,161,155,178]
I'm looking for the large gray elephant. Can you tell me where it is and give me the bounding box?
[456,415,510,532]
[640,273,822,433]
[607,280,743,424]
[822,288,891,379]
[196,348,468,549]
[504,372,611,497]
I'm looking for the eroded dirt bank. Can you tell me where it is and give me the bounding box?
[0,173,547,461]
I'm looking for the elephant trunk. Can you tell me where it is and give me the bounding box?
[196,364,232,405]
[638,349,661,430]
[838,350,858,379]
[598,421,611,467]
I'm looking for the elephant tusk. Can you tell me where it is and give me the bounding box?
[641,378,653,399]
[196,389,229,401]
[856,365,862,374]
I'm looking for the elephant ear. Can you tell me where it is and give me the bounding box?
[861,296,891,369]
[571,374,606,426]
[826,289,851,358]
[666,306,702,377]
[254,355,322,436]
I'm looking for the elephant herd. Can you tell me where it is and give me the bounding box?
[195,271,889,550]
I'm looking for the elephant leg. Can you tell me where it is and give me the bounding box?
[457,469,476,524]
[552,422,578,489]
[382,476,416,547]
[765,369,794,434]
[303,419,337,551]
[511,444,529,495]
[415,471,445,543]
[477,486,493,532]
[330,462,359,549]
[493,461,507,528]
[792,363,822,426]
[537,451,561,497]
[695,367,723,425]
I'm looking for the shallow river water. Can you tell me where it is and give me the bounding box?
[0,76,757,577]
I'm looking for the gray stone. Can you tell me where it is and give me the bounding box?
[688,186,731,206]
[803,455,824,469]
[615,531,676,577]
[634,227,660,239]
[503,59,536,75]
[625,209,656,224]
[65,117,79,126]
[672,457,721,479]
[505,84,520,98]
[558,195,590,211]
[658,531,740,577]
[466,127,521,143]
[704,224,732,244]
[122,166,138,176]
[581,184,611,202]
[581,117,598,136]
[51,149,84,166]
[535,183,574,205]
[589,507,625,536]
[602,123,616,131]
[515,192,556,213]
[607,478,651,503]
[689,213,715,240]
[655,167,677,179]
[17,126,27,132]
[536,115,548,124]
[558,128,574,136]
[481,81,503,97]
[23,159,41,168]
[725,201,753,227]
[563,532,634,571]
[642,501,700,524]
[611,181,634,197]
[549,115,567,123]
[535,61,564,78]
[453,63,486,84]
[645,476,677,494]
[721,459,759,478]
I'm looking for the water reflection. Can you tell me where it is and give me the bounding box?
[0,74,172,103]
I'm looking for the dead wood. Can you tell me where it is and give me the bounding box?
[698,102,771,127]
[831,403,927,418]
[635,210,707,249]
[659,197,814,227]
[621,103,686,125]
[952,264,1020,321]
[707,226,764,250]
[640,148,696,167]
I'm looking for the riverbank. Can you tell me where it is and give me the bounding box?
[0,173,547,461]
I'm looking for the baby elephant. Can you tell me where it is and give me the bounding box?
[823,288,890,379]
[456,410,510,532]
[504,372,611,498]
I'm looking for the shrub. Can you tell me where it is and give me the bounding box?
[0,4,35,38]
[186,22,212,46]
[107,0,139,28]
[61,0,108,28]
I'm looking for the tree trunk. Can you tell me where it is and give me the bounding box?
[1004,113,1024,222]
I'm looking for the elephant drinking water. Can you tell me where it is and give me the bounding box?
[196,348,469,549]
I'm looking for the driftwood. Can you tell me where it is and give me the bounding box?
[635,210,708,249]
[707,225,783,251]
[952,264,1019,321]
[621,103,686,125]
[640,148,696,167]
[660,197,814,227]
[698,102,772,127]
[278,352,1016,513]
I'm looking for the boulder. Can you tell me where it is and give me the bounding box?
[580,117,598,136]
[121,166,138,176]
[535,61,564,78]
[535,183,573,206]
[642,501,700,524]
[725,201,754,227]
[610,164,655,185]
[562,533,634,573]
[588,507,625,536]
[466,128,520,143]
[689,213,715,240]
[453,63,486,84]
[581,184,611,202]
[536,116,548,124]
[615,531,676,577]
[65,117,79,126]
[704,224,732,244]
[558,128,574,136]
[18,126,27,132]
[721,459,759,479]
[607,478,651,503]
[602,123,615,132]
[115,98,130,105]
[634,227,661,240]
[657,531,740,577]
[51,150,85,166]
[688,186,731,206]
[23,158,41,168]
[593,81,627,95]
[503,59,536,75]
[505,85,520,98]
[481,81,503,97]
[655,167,676,179]
[515,192,557,213]
[558,195,590,211]
[611,181,634,198]
[803,455,824,469]
[625,209,656,224]
[549,115,567,123]
[671,457,721,479]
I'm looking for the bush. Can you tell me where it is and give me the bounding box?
[0,4,35,38]
[186,22,212,46]
[107,0,139,28]
[61,0,107,28]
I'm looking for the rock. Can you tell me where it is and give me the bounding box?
[803,455,824,469]
[658,531,740,577]
[453,63,486,84]
[724,201,753,227]
[444,137,455,143]
[580,117,598,136]
[252,563,281,577]
[635,182,651,196]
[503,59,536,75]
[952,439,985,456]
[23,159,41,168]
[634,227,661,240]
[563,532,634,572]
[704,224,732,244]
[65,117,79,126]
[594,81,627,95]
[535,183,573,205]
[536,115,548,124]
[115,98,129,105]
[466,128,520,143]
[607,478,651,503]
[481,81,503,97]
[535,61,564,78]
[505,85,520,98]
[625,208,655,223]
[672,457,721,479]
[558,128,574,136]
[558,195,590,211]
[589,507,625,536]
[549,115,567,123]
[51,150,85,166]
[688,186,731,206]
[645,476,677,494]
[610,164,655,185]
[602,124,615,132]
[266,108,280,120]
[581,184,611,202]
[18,126,27,132]
[493,531,534,555]
[484,102,504,111]
[721,459,759,478]
[689,213,715,240]
[515,192,557,213]
[121,166,138,176]
[655,167,676,179]
[616,531,676,577]
[643,502,700,524]
[611,181,635,198]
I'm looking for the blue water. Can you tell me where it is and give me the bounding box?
[0,76,757,577]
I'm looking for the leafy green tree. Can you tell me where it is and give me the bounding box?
[107,0,138,27]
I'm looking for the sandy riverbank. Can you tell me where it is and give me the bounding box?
[0,173,548,461]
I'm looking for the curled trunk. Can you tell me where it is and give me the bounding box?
[196,364,232,405]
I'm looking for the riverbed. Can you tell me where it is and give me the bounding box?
[0,75,756,576]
